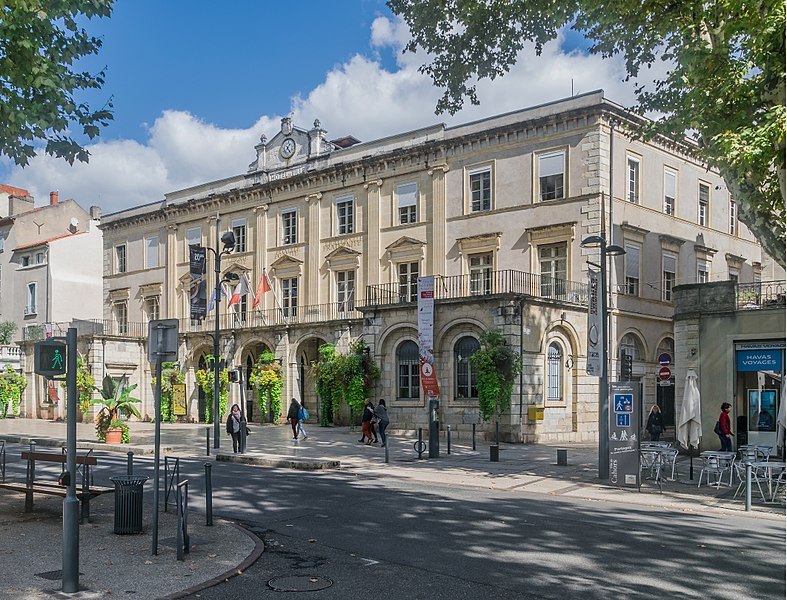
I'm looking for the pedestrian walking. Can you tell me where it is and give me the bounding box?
[359,398,375,444]
[225,403,246,453]
[375,398,390,447]
[287,397,300,440]
[369,398,379,443]
[716,402,733,452]
[646,404,665,442]
[297,400,310,440]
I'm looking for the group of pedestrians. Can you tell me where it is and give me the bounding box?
[287,397,310,440]
[359,397,389,447]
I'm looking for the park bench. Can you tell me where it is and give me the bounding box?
[0,444,114,522]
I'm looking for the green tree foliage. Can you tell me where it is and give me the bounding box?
[194,356,229,424]
[0,321,17,344]
[0,365,27,417]
[248,351,283,423]
[389,0,786,266]
[0,0,114,166]
[469,329,522,422]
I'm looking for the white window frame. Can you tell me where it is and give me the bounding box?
[729,199,738,235]
[697,259,710,284]
[145,236,159,269]
[626,156,640,203]
[469,252,493,295]
[546,341,564,402]
[538,150,566,202]
[397,340,420,400]
[662,254,677,301]
[21,255,30,267]
[336,270,355,312]
[0,234,5,253]
[114,301,128,335]
[282,277,298,318]
[396,182,418,224]
[25,282,37,315]
[398,261,419,302]
[468,167,492,212]
[282,209,297,245]
[624,243,641,296]
[336,195,354,235]
[663,169,677,215]
[698,183,710,226]
[145,296,160,321]
[231,218,247,252]
[115,244,127,274]
[539,243,568,299]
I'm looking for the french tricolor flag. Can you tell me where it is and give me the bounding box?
[228,275,250,307]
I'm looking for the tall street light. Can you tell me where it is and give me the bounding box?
[206,216,236,450]
[580,235,625,480]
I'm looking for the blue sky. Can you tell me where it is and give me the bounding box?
[3,1,638,215]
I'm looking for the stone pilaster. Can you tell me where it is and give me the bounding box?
[363,180,383,286]
[427,165,448,275]
[306,193,321,305]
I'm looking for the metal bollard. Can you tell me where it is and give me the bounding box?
[127,451,134,476]
[204,463,213,526]
[206,428,210,456]
[384,440,389,464]
[557,449,568,466]
[418,428,424,459]
[745,463,752,512]
[472,423,476,451]
[447,425,451,455]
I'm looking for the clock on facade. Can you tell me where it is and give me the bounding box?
[280,138,296,159]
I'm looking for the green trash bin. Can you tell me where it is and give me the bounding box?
[110,475,148,534]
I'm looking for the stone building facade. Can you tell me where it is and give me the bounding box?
[21,91,780,443]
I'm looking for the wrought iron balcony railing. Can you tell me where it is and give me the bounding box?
[366,269,588,307]
[735,281,786,310]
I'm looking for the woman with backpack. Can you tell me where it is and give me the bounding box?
[297,400,309,440]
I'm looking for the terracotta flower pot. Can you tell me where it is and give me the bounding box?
[105,427,123,444]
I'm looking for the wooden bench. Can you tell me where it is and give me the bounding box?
[0,449,114,522]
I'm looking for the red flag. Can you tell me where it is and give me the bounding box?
[252,271,272,308]
[228,275,250,307]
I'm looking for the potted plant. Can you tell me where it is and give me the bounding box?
[92,375,141,443]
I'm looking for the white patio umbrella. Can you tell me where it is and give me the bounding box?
[678,369,702,449]
[776,379,786,451]
[677,368,702,481]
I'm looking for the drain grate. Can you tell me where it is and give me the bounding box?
[268,575,333,592]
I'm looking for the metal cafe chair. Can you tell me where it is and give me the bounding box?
[698,452,735,489]
[640,449,666,492]
[733,459,767,500]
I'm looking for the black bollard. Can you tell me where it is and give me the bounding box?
[127,451,134,476]
[418,428,424,459]
[472,423,476,451]
[206,427,210,456]
[204,463,213,526]
[447,425,451,455]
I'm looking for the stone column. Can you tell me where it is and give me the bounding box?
[166,224,178,318]
[363,180,383,287]
[427,166,449,276]
[306,193,322,305]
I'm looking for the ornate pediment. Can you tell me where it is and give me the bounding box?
[325,246,361,270]
[386,236,426,263]
[457,232,502,256]
[247,117,333,174]
[270,254,303,279]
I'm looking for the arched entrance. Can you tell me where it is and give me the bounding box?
[297,337,329,424]
[241,342,272,424]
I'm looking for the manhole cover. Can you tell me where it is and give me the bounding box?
[268,575,333,592]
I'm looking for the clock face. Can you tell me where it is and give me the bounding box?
[280,138,296,159]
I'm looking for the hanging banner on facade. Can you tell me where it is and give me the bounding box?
[417,276,440,398]
[173,383,187,416]
[586,268,602,377]
[189,245,207,321]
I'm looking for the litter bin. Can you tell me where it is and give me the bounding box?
[110,475,148,534]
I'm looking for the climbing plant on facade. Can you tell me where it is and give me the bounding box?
[153,362,185,423]
[0,366,27,418]
[248,352,283,423]
[194,356,229,424]
[470,329,522,422]
[60,353,95,417]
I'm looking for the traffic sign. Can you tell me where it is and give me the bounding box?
[34,339,67,378]
[613,393,633,413]
[658,366,672,381]
[658,353,672,366]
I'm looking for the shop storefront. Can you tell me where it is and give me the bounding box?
[734,342,784,449]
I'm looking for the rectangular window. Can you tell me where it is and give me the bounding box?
[145,296,160,321]
[115,244,127,274]
[397,182,418,224]
[469,253,493,295]
[36,252,44,264]
[538,151,566,202]
[664,170,677,215]
[146,236,159,269]
[21,255,30,267]
[399,361,420,399]
[729,199,738,235]
[624,243,640,296]
[115,302,128,336]
[336,196,354,235]
[282,209,297,245]
[698,183,709,226]
[468,168,492,212]
[336,270,355,312]
[231,218,247,252]
[627,157,640,203]
[233,295,248,324]
[539,243,567,298]
[729,270,739,284]
[697,260,710,284]
[25,282,37,315]
[398,262,419,302]
[662,254,677,301]
[0,234,5,253]
[187,227,201,256]
[282,277,298,318]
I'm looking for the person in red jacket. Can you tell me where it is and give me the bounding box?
[718,402,733,452]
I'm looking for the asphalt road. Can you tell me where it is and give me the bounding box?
[5,448,784,599]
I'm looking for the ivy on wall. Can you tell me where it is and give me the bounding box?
[0,366,27,418]
[195,356,229,424]
[470,329,522,422]
[248,351,283,423]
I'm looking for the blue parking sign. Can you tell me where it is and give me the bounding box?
[614,394,633,413]
[616,413,630,428]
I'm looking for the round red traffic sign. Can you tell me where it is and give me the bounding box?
[658,366,671,381]
[658,353,672,366]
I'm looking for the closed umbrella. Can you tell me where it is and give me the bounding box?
[678,368,702,480]
[776,380,786,453]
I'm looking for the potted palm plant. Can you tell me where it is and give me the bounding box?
[92,375,141,443]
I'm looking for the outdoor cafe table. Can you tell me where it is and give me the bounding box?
[748,461,786,502]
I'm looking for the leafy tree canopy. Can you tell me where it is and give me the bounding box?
[388,0,786,266]
[0,0,114,166]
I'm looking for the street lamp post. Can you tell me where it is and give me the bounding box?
[206,216,236,450]
[581,235,624,480]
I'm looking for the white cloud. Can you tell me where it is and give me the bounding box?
[4,16,641,215]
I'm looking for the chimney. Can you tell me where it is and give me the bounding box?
[49,191,59,205]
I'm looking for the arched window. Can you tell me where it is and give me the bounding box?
[546,342,563,401]
[656,337,674,361]
[455,336,480,399]
[397,340,420,399]
[619,333,644,362]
